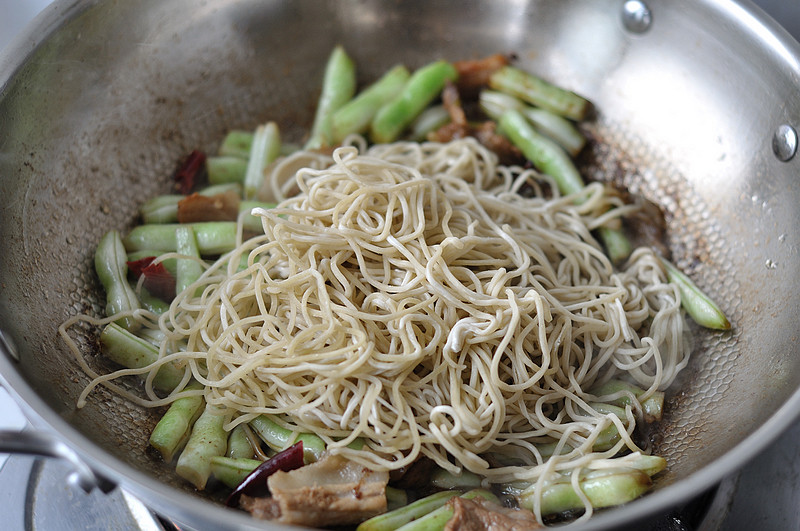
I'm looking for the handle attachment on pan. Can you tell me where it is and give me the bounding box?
[0,429,116,493]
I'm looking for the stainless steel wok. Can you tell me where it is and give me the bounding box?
[1,0,799,529]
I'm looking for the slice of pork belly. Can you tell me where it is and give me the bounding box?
[444,497,542,531]
[244,453,389,527]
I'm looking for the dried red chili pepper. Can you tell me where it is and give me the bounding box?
[174,150,206,195]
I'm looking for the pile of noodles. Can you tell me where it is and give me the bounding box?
[65,136,690,519]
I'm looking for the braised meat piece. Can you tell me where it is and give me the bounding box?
[241,453,389,528]
[428,82,522,165]
[444,497,542,531]
[176,190,240,223]
[453,53,512,99]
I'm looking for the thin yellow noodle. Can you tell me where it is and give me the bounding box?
[64,136,690,522]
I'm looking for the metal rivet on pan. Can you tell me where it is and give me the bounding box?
[772,124,798,162]
[622,0,652,34]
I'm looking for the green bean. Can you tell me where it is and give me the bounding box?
[430,467,483,490]
[99,322,185,392]
[479,88,526,120]
[200,182,244,196]
[140,195,182,224]
[218,130,254,158]
[395,490,498,531]
[176,407,228,490]
[227,424,257,459]
[175,226,204,295]
[623,454,667,477]
[357,491,461,531]
[207,156,249,185]
[95,230,141,330]
[524,107,587,157]
[135,326,167,347]
[305,45,357,150]
[520,469,652,516]
[498,110,584,195]
[149,381,205,462]
[597,225,633,266]
[249,414,325,463]
[408,104,451,141]
[659,257,731,330]
[244,122,281,199]
[591,380,665,422]
[239,200,277,233]
[498,110,630,263]
[370,60,458,143]
[330,64,411,143]
[123,222,238,255]
[489,65,590,121]
[479,89,585,156]
[209,456,262,488]
[140,183,243,224]
[386,486,409,512]
[135,285,170,315]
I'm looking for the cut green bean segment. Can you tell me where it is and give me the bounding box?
[202,182,244,197]
[227,424,256,459]
[408,104,451,141]
[659,257,731,330]
[249,415,325,463]
[176,407,228,490]
[95,230,141,330]
[371,60,458,144]
[621,454,667,477]
[357,490,461,531]
[219,130,254,158]
[99,322,185,391]
[331,64,411,143]
[135,327,167,347]
[395,490,498,531]
[480,89,585,156]
[498,110,584,195]
[520,469,652,516]
[591,380,665,422]
[524,107,586,157]
[479,88,526,120]
[597,225,633,266]
[489,65,590,121]
[135,285,170,315]
[123,222,238,255]
[207,156,249,185]
[239,200,277,233]
[306,45,357,150]
[209,456,262,488]
[175,226,204,296]
[149,382,205,462]
[140,195,182,224]
[498,110,630,263]
[430,468,483,490]
[386,486,409,512]
[244,122,281,200]
[592,423,623,452]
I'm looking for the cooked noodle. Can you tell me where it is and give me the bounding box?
[62,136,689,520]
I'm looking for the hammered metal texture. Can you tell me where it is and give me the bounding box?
[578,119,743,486]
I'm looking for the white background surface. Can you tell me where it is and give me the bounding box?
[0,0,53,470]
[0,0,53,51]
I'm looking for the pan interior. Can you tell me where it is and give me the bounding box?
[1,0,800,527]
